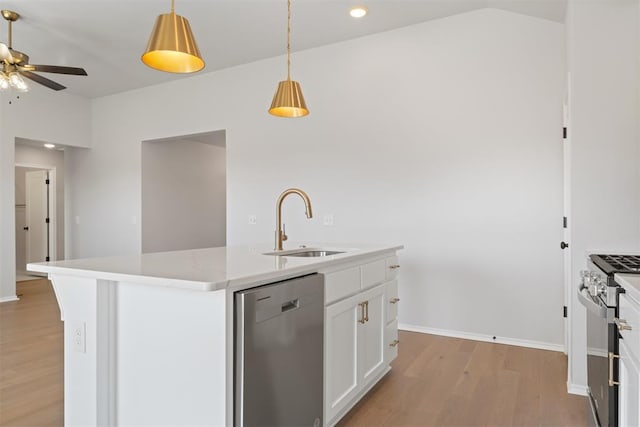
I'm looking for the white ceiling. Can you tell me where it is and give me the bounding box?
[0,0,566,98]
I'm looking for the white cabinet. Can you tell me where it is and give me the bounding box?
[619,293,640,427]
[358,285,386,386]
[384,279,400,363]
[325,292,360,421]
[619,339,639,427]
[325,284,386,422]
[324,253,400,425]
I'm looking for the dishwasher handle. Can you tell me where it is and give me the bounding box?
[281,298,300,312]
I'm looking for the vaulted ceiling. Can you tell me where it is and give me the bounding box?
[0,0,566,98]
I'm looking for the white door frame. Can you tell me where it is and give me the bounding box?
[15,162,57,265]
[563,72,573,390]
[562,102,571,355]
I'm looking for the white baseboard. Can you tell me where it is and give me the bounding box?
[0,295,19,304]
[567,382,588,396]
[399,323,565,353]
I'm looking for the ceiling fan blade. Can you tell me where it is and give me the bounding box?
[0,42,13,63]
[25,64,87,76]
[20,71,66,91]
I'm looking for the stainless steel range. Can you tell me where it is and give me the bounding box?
[579,254,640,427]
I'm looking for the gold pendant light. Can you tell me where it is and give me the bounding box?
[141,0,204,73]
[269,0,308,118]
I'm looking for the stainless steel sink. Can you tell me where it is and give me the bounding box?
[263,249,345,257]
[285,250,344,257]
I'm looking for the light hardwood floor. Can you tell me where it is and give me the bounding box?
[0,279,63,427]
[1,279,587,426]
[337,332,588,426]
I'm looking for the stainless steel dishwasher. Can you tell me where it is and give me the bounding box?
[235,273,324,427]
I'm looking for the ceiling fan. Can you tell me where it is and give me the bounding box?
[0,9,87,91]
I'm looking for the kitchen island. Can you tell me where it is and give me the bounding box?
[28,244,402,427]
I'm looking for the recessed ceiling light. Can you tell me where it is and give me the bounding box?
[44,143,55,149]
[349,6,368,18]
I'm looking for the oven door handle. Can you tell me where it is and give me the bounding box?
[577,286,608,318]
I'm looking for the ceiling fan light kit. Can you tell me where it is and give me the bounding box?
[142,0,204,73]
[8,71,27,91]
[0,9,88,92]
[269,0,309,118]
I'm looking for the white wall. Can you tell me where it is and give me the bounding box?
[15,144,66,263]
[66,9,566,347]
[141,137,226,253]
[0,85,91,301]
[566,0,640,392]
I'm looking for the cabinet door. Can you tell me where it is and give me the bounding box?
[325,294,361,422]
[359,284,386,386]
[385,319,399,364]
[619,339,640,427]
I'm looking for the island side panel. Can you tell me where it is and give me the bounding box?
[48,274,227,426]
[116,281,227,426]
[50,275,102,426]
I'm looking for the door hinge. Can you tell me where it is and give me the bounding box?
[563,216,567,228]
[562,127,567,139]
[563,306,568,318]
[45,179,50,185]
[45,256,50,262]
[45,218,50,224]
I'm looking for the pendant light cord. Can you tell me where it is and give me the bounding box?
[287,0,291,81]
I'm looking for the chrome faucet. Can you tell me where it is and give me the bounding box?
[275,188,313,251]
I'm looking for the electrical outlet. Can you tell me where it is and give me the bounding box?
[72,321,86,353]
[323,214,334,226]
[248,215,257,225]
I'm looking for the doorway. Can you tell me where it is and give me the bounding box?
[141,130,226,253]
[15,167,55,279]
[14,139,66,281]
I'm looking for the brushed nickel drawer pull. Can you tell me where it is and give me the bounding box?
[609,352,620,386]
[389,265,400,270]
[390,339,400,347]
[615,318,633,331]
[364,301,369,322]
[390,297,400,304]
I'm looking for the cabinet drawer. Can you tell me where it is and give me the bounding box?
[362,259,386,290]
[385,280,399,325]
[385,256,400,281]
[619,294,640,360]
[325,267,361,305]
[385,319,399,363]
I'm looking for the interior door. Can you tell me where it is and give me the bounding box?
[25,170,49,264]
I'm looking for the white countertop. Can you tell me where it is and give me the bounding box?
[615,273,640,303]
[28,243,403,292]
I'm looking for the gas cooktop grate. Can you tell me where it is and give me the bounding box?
[596,254,640,273]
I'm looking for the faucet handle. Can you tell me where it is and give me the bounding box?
[282,223,288,242]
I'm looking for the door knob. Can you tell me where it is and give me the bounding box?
[560,242,569,249]
[23,226,28,231]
